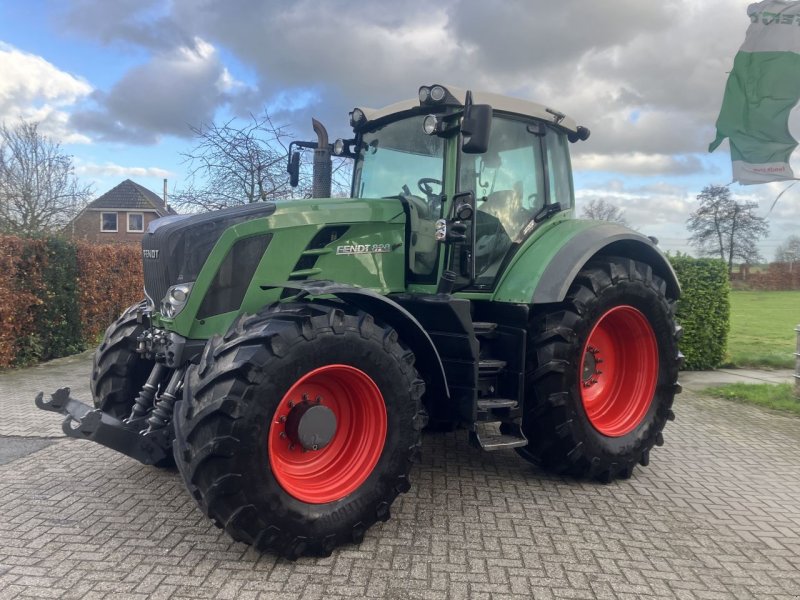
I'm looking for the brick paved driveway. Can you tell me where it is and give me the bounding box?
[1,353,799,599]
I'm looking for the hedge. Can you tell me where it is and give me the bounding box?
[0,235,734,372]
[668,255,730,370]
[0,235,143,368]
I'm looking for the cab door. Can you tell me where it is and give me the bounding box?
[458,115,547,289]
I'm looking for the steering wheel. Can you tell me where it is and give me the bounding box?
[400,184,430,219]
[417,178,443,197]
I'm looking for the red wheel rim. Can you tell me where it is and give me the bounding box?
[579,306,658,437]
[268,364,387,504]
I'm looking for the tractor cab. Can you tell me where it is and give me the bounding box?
[291,84,589,292]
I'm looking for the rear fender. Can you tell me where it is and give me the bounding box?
[494,221,680,304]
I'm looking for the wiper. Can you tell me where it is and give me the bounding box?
[514,202,562,243]
[533,202,561,224]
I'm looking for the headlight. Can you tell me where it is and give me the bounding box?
[349,108,366,128]
[430,85,446,102]
[419,84,452,106]
[423,114,439,135]
[333,138,346,155]
[161,282,194,318]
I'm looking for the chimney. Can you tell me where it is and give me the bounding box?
[163,178,169,211]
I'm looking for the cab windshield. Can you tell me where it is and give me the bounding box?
[352,115,445,278]
[352,116,444,199]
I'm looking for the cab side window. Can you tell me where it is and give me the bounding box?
[545,128,574,209]
[459,116,545,285]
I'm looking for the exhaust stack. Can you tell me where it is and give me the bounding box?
[312,118,332,198]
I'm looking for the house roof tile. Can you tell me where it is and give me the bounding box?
[87,179,176,215]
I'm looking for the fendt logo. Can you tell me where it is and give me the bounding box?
[336,243,392,255]
[142,249,160,259]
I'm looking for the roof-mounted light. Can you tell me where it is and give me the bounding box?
[349,108,367,128]
[567,125,591,143]
[423,115,439,135]
[418,84,457,107]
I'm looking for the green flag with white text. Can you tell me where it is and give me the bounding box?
[709,0,800,184]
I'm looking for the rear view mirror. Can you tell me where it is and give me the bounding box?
[461,103,492,154]
[288,151,300,187]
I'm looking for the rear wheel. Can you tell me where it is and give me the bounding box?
[173,302,425,559]
[91,300,154,420]
[517,257,681,481]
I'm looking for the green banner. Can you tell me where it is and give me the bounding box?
[709,1,800,184]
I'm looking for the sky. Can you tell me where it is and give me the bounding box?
[1,0,799,258]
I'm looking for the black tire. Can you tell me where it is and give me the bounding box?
[91,300,155,420]
[516,256,681,482]
[173,302,426,559]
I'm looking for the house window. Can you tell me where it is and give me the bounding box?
[101,212,118,232]
[128,213,144,232]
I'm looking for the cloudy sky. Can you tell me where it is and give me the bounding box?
[1,0,798,257]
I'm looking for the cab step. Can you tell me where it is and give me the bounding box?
[473,321,498,338]
[477,398,517,411]
[478,358,506,375]
[469,421,527,451]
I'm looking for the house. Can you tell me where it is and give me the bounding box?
[68,179,176,244]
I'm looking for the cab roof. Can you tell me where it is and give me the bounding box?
[358,85,580,133]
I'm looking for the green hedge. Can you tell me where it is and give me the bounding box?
[668,255,730,370]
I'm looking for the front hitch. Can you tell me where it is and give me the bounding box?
[34,388,170,465]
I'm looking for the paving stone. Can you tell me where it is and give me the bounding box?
[0,354,799,599]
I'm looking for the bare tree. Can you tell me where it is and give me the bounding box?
[0,120,93,236]
[172,111,356,212]
[172,111,298,211]
[775,234,800,272]
[581,198,628,226]
[687,184,769,274]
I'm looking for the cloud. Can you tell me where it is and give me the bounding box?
[57,0,757,151]
[56,0,193,51]
[573,153,706,176]
[0,42,92,143]
[69,38,246,144]
[75,161,172,179]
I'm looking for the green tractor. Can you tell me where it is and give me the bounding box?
[36,85,681,559]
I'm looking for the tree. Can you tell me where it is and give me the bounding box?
[581,198,628,226]
[172,111,352,212]
[686,184,769,274]
[172,112,295,211]
[0,121,93,236]
[775,234,800,272]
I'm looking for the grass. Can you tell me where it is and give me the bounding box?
[725,290,800,369]
[703,383,800,416]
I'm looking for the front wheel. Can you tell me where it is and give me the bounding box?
[173,302,426,559]
[91,300,154,420]
[517,257,681,481]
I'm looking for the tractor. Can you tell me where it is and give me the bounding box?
[36,85,682,559]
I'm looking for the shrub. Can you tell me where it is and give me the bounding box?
[0,236,44,366]
[76,241,143,344]
[669,255,730,370]
[0,235,143,368]
[38,238,83,360]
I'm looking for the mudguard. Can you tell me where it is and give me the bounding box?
[262,280,450,400]
[494,220,680,304]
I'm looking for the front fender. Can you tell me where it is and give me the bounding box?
[262,280,449,401]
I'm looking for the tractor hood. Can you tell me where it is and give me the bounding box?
[142,197,407,329]
[142,202,279,309]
